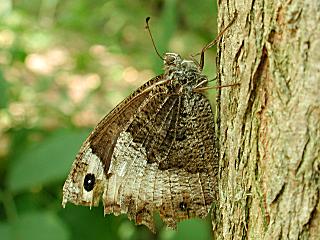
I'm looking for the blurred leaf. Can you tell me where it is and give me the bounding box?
[180,0,215,31]
[0,71,9,108]
[12,211,69,240]
[8,129,90,193]
[176,219,211,240]
[10,45,27,62]
[0,222,11,240]
[160,219,211,240]
[75,52,94,71]
[60,204,156,240]
[60,205,121,240]
[160,0,177,46]
[56,0,107,33]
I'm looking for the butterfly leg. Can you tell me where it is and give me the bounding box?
[198,11,238,71]
[193,79,209,90]
[193,82,240,93]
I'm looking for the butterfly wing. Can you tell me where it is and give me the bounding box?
[63,53,218,232]
[103,81,218,231]
[62,75,164,207]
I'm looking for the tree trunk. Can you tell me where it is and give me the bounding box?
[212,1,320,239]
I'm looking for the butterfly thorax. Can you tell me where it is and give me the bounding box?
[163,53,207,92]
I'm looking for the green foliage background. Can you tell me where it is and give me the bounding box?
[0,0,219,239]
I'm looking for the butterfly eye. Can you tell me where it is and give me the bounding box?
[165,55,175,65]
[83,173,95,192]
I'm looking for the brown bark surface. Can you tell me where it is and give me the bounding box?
[212,1,320,239]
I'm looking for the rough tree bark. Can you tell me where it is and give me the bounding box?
[212,1,320,239]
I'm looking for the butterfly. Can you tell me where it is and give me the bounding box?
[62,15,237,232]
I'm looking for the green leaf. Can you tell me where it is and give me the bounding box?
[0,222,11,240]
[0,71,9,108]
[160,219,211,240]
[8,129,90,193]
[61,205,121,240]
[12,211,70,240]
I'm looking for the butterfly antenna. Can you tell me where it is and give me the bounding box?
[145,17,164,61]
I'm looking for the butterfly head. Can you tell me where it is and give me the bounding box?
[62,146,106,208]
[163,52,182,67]
[163,52,198,72]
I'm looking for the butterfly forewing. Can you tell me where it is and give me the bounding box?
[89,75,165,170]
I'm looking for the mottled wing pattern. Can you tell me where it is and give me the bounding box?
[62,75,163,206]
[62,53,218,232]
[86,75,165,171]
[105,88,218,231]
